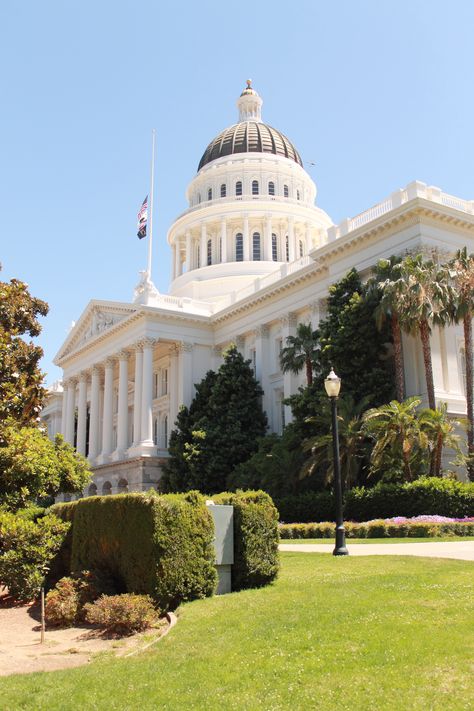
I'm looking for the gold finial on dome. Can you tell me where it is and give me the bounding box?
[246,79,252,88]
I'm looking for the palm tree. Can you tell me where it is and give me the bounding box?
[279,323,320,385]
[447,247,474,480]
[397,254,450,410]
[301,395,371,489]
[370,255,405,402]
[362,397,428,481]
[418,403,461,477]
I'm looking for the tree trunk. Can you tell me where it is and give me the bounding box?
[432,431,443,477]
[463,314,474,480]
[420,319,436,410]
[392,312,405,402]
[305,358,313,386]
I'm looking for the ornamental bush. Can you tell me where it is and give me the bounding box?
[212,490,279,590]
[50,491,217,610]
[279,520,474,539]
[84,594,158,635]
[45,570,109,627]
[0,511,69,601]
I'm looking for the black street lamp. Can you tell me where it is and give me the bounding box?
[324,368,348,556]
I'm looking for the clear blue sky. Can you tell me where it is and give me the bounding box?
[2,0,474,384]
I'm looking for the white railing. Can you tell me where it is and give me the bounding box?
[350,198,393,231]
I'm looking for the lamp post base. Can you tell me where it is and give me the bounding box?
[333,525,349,556]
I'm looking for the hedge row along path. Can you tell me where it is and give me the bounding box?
[279,540,474,561]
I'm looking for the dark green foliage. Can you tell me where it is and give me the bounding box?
[213,490,279,590]
[275,491,336,523]
[51,492,217,610]
[344,477,474,521]
[84,594,158,635]
[0,511,70,601]
[163,346,267,494]
[46,500,77,585]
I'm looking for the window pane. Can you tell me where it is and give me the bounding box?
[207,239,212,266]
[208,188,212,201]
[252,180,259,195]
[284,185,289,198]
[268,181,275,196]
[272,233,278,261]
[285,235,289,261]
[252,232,261,261]
[220,183,226,197]
[236,233,243,261]
[236,181,242,196]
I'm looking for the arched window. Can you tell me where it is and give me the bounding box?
[102,482,112,496]
[198,193,201,204]
[252,180,259,195]
[118,479,128,494]
[153,418,158,445]
[88,483,97,497]
[208,188,212,201]
[297,189,301,201]
[299,240,304,257]
[236,181,242,196]
[285,235,289,262]
[235,233,243,262]
[252,232,261,261]
[284,185,289,198]
[220,183,226,198]
[207,239,212,266]
[163,416,168,449]
[268,181,275,196]
[272,233,278,261]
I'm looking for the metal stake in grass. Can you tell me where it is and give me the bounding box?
[324,368,348,556]
[40,586,45,644]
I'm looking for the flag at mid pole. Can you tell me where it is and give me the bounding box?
[137,196,148,239]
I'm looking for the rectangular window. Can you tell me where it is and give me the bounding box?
[153,372,159,399]
[161,369,168,396]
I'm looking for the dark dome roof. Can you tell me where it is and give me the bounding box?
[198,121,303,171]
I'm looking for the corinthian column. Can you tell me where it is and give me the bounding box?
[65,378,77,445]
[243,214,250,261]
[141,339,155,447]
[101,358,115,459]
[88,366,101,461]
[76,372,88,456]
[200,223,207,268]
[221,218,227,262]
[185,230,192,272]
[115,350,129,456]
[132,344,143,446]
[264,214,272,261]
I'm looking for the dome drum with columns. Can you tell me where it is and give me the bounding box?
[45,81,474,498]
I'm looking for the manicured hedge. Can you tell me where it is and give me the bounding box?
[274,478,474,523]
[213,490,279,590]
[345,478,474,522]
[50,491,217,610]
[280,520,474,539]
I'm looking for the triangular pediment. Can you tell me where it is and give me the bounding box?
[55,300,139,364]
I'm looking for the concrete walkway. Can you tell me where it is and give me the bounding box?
[279,541,474,561]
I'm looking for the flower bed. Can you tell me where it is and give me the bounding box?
[279,517,474,539]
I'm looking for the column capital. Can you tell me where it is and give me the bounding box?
[104,356,115,369]
[117,349,130,361]
[64,376,77,389]
[78,371,89,384]
[141,337,157,349]
[256,324,270,338]
[212,345,223,358]
[91,364,102,377]
[281,312,297,328]
[175,340,193,353]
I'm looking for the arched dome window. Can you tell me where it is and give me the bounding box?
[299,240,304,257]
[198,193,202,204]
[285,235,289,262]
[297,189,301,201]
[268,181,275,196]
[284,185,289,198]
[253,232,261,260]
[208,188,212,201]
[235,233,243,261]
[236,181,242,196]
[220,183,226,198]
[207,239,212,266]
[272,233,278,261]
[252,180,259,196]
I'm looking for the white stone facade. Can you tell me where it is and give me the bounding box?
[47,83,474,496]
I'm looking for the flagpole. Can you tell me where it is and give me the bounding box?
[147,128,156,279]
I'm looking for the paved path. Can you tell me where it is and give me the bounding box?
[279,541,474,561]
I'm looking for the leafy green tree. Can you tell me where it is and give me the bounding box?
[0,279,48,429]
[362,397,428,482]
[279,323,320,385]
[418,404,461,478]
[447,248,474,480]
[163,346,267,494]
[396,255,450,410]
[370,255,406,402]
[301,395,372,490]
[0,426,91,511]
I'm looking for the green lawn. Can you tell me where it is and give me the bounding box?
[280,536,474,544]
[1,553,473,710]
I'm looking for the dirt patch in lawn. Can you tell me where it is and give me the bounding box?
[0,588,169,677]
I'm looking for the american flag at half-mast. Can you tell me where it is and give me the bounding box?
[137,196,148,239]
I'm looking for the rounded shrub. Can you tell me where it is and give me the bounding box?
[84,594,158,635]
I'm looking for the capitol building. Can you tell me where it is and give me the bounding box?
[43,82,474,496]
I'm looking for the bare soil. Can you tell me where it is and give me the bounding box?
[0,588,168,677]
